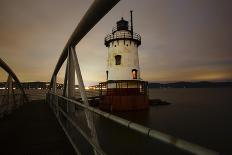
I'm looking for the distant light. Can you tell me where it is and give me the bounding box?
[85,86,90,90]
[0,87,5,89]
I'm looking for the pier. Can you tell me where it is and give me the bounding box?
[0,0,222,154]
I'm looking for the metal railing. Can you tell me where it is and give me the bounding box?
[99,80,148,96]
[47,92,219,155]
[111,26,118,33]
[0,93,25,117]
[104,31,141,46]
[0,58,28,118]
[47,92,105,155]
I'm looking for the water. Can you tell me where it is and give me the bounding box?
[114,88,232,154]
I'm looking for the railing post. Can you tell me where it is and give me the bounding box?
[52,76,57,94]
[67,47,76,113]
[12,84,16,109]
[63,59,69,97]
[7,75,13,114]
[51,76,57,108]
[70,46,88,106]
[70,46,102,155]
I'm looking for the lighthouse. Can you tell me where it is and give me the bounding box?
[99,11,149,111]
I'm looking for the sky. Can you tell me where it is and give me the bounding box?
[0,0,232,85]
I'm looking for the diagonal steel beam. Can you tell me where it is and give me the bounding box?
[50,0,120,87]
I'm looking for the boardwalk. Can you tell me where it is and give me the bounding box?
[0,100,75,155]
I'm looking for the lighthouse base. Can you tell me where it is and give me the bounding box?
[100,95,149,111]
[98,80,149,111]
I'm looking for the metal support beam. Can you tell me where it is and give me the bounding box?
[70,46,88,106]
[70,46,102,155]
[0,58,28,103]
[7,75,13,94]
[67,48,75,98]
[67,48,76,113]
[52,76,57,94]
[50,0,120,86]
[51,75,58,113]
[7,75,13,114]
[63,60,69,97]
[47,0,121,154]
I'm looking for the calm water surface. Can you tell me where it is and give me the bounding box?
[114,88,232,154]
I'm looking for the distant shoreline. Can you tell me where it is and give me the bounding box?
[148,81,232,88]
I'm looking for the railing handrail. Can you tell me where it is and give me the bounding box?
[47,92,219,155]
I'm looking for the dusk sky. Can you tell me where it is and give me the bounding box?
[0,0,232,85]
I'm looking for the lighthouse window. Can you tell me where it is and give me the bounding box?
[115,55,121,65]
[132,69,137,79]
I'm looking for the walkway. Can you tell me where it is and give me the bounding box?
[0,100,75,155]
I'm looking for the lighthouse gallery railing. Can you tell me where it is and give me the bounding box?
[104,31,141,46]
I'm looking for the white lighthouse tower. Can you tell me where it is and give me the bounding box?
[99,11,149,111]
[105,11,141,81]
